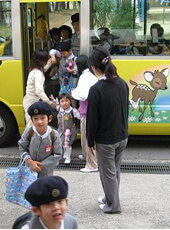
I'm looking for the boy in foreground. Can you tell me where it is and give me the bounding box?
[13,176,78,229]
[18,101,62,177]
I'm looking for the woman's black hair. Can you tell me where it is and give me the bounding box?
[75,55,90,76]
[29,50,49,72]
[59,93,72,103]
[90,46,118,82]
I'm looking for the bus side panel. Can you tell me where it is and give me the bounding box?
[114,59,170,135]
[0,60,25,133]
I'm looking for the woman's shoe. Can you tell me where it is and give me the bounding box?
[80,168,98,173]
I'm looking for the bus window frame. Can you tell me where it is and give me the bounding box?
[0,0,21,60]
[88,0,170,61]
[80,0,89,56]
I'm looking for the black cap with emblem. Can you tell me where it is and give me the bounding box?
[25,176,68,206]
[28,101,53,117]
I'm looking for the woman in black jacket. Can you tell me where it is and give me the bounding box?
[86,46,129,214]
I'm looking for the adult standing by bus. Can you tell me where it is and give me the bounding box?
[23,50,56,127]
[71,13,80,57]
[86,46,129,213]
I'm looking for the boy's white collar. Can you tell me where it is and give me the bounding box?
[67,53,74,61]
[39,217,64,229]
[33,126,52,139]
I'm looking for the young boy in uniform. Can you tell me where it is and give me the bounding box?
[18,101,62,178]
[13,176,78,229]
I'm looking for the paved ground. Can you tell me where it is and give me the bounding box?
[0,168,170,229]
[1,137,170,163]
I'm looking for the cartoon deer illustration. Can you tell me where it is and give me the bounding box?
[130,68,169,121]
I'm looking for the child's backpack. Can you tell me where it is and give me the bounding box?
[12,211,32,229]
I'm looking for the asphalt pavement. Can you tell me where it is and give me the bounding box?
[0,168,170,229]
[0,138,170,229]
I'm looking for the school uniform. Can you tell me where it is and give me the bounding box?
[13,176,78,229]
[57,105,80,146]
[59,52,78,89]
[18,125,62,177]
[21,213,78,229]
[71,32,80,57]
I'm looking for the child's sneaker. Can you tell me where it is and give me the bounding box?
[78,155,85,160]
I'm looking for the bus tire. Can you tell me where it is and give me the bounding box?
[0,106,16,147]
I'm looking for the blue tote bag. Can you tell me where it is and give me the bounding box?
[5,156,37,209]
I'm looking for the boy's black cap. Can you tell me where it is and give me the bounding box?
[28,101,53,117]
[58,41,71,52]
[71,13,79,23]
[25,176,68,206]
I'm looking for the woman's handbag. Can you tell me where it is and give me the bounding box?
[5,156,37,209]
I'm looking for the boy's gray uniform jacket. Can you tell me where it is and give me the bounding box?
[22,213,78,229]
[71,32,80,57]
[18,126,62,176]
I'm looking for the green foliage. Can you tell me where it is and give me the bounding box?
[93,0,114,28]
[0,25,12,39]
[110,2,138,29]
[92,0,140,30]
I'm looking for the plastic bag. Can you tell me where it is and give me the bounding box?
[5,156,37,209]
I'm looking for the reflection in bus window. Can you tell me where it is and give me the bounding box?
[0,1,12,56]
[35,2,80,53]
[89,0,170,56]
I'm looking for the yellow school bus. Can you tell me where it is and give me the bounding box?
[0,0,170,146]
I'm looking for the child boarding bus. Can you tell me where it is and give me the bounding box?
[0,0,170,147]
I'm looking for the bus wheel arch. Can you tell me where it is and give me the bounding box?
[0,103,19,147]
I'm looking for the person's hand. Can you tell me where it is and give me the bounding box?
[49,94,55,101]
[67,67,74,73]
[51,54,57,65]
[51,101,57,109]
[27,159,43,172]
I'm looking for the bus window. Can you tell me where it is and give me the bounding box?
[34,2,80,53]
[89,0,170,56]
[0,0,12,56]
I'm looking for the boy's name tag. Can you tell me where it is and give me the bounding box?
[64,115,69,121]
[45,145,53,154]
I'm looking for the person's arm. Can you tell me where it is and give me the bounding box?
[44,58,52,72]
[18,127,31,159]
[71,74,88,101]
[34,70,56,109]
[73,108,80,120]
[34,71,50,102]
[72,72,98,101]
[18,128,42,172]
